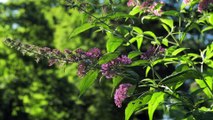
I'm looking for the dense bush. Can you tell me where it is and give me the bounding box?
[2,0,213,120]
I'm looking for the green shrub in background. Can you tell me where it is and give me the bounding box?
[0,0,121,120]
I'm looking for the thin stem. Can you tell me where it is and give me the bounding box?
[178,14,182,43]
[72,3,138,50]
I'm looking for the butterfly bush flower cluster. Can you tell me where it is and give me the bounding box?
[114,83,132,108]
[127,0,164,16]
[101,55,132,79]
[75,48,101,77]
[141,46,165,60]
[3,38,101,76]
[198,0,213,13]
[183,0,190,4]
[127,0,138,7]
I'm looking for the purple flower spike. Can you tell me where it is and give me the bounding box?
[77,62,86,77]
[127,0,136,7]
[118,55,132,64]
[75,48,85,54]
[141,46,155,60]
[198,0,213,13]
[85,48,101,58]
[101,55,132,79]
[114,83,132,108]
[101,62,116,79]
[183,0,190,4]
[141,46,165,60]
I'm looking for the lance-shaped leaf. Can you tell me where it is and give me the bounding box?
[111,76,123,96]
[196,76,213,98]
[130,60,149,67]
[125,92,152,120]
[160,18,174,29]
[144,31,160,44]
[128,51,142,59]
[172,48,188,56]
[106,32,123,53]
[78,70,99,96]
[129,6,141,15]
[69,23,95,38]
[159,69,202,86]
[98,52,120,64]
[148,92,164,120]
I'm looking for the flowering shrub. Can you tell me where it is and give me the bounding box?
[3,0,213,120]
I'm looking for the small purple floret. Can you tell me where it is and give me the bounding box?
[101,55,132,79]
[114,83,132,108]
[198,0,213,13]
[85,48,101,58]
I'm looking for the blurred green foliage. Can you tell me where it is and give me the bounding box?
[0,0,123,120]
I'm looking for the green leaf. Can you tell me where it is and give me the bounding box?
[162,38,168,47]
[148,92,164,120]
[106,12,134,19]
[130,27,143,49]
[161,24,170,33]
[205,44,213,59]
[78,70,99,96]
[209,13,213,25]
[126,36,143,49]
[130,60,148,66]
[125,93,152,120]
[159,69,202,86]
[202,26,213,33]
[172,48,187,56]
[106,32,123,52]
[137,37,143,49]
[162,10,179,16]
[146,66,151,77]
[112,76,123,94]
[133,27,143,34]
[195,76,213,98]
[128,51,142,59]
[141,15,158,24]
[144,31,160,44]
[160,18,174,29]
[98,52,120,64]
[129,6,141,16]
[69,23,95,38]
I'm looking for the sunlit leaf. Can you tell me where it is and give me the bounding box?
[202,26,213,33]
[78,70,99,96]
[128,51,142,59]
[125,92,152,120]
[209,13,213,25]
[161,24,170,33]
[146,66,151,77]
[98,52,120,64]
[162,38,168,47]
[129,6,141,16]
[163,10,179,16]
[133,27,143,34]
[160,18,174,29]
[144,31,160,44]
[112,76,123,95]
[130,60,148,66]
[106,32,123,52]
[159,69,202,86]
[172,48,187,56]
[148,92,164,120]
[195,76,213,98]
[69,23,95,38]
